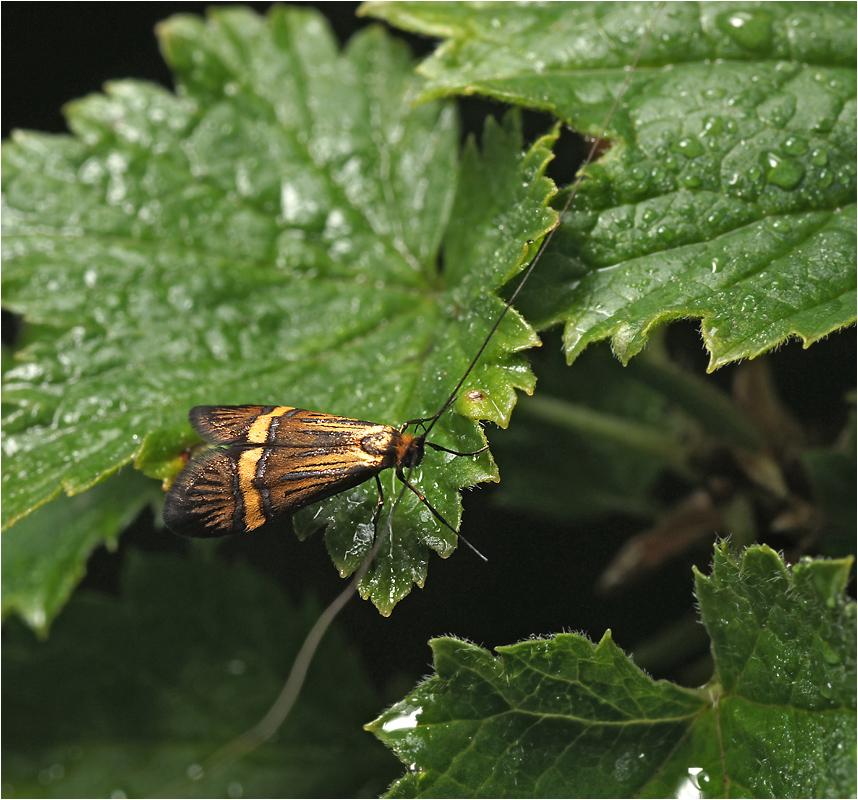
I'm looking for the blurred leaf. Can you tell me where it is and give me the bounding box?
[365,1,857,369]
[597,489,723,593]
[2,6,558,613]
[489,342,684,521]
[1,551,399,798]
[1,469,159,635]
[369,544,856,797]
[802,445,857,557]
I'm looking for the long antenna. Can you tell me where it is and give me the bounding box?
[421,5,662,441]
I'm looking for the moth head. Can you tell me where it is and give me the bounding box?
[400,434,425,469]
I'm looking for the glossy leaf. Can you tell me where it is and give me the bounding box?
[369,544,856,797]
[364,1,857,369]
[1,551,399,798]
[1,469,159,634]
[1,6,556,614]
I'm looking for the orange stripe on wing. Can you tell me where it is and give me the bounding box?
[246,406,292,445]
[238,448,266,530]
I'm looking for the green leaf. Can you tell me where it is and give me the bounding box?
[693,545,857,798]
[365,2,857,369]
[1,551,399,798]
[368,544,856,797]
[2,6,556,613]
[1,469,159,635]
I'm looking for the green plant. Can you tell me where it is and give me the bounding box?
[3,3,855,797]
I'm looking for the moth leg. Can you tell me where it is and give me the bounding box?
[399,416,432,433]
[425,441,489,458]
[370,474,385,539]
[395,469,455,533]
[395,468,487,562]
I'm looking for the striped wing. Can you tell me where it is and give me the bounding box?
[163,405,407,537]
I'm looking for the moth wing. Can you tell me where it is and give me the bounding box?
[164,414,406,537]
[189,405,292,445]
[256,445,382,520]
[163,448,243,537]
[188,406,380,447]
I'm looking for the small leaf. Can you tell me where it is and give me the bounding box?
[1,551,399,798]
[365,2,857,369]
[1,469,159,634]
[369,544,856,797]
[2,6,556,613]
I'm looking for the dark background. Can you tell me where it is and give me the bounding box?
[4,2,855,704]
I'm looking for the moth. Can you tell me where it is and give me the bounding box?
[163,404,485,542]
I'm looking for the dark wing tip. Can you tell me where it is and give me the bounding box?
[162,449,244,538]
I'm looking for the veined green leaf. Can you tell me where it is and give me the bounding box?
[364,1,857,369]
[2,6,555,614]
[1,469,160,634]
[369,544,856,798]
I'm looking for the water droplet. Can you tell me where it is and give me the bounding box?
[700,115,722,136]
[630,165,648,182]
[759,94,796,128]
[672,137,705,158]
[782,135,808,155]
[809,147,829,166]
[814,116,836,133]
[656,225,676,243]
[719,10,774,50]
[767,158,806,190]
[382,705,423,732]
[837,163,857,185]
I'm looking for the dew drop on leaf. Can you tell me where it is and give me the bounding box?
[809,147,829,166]
[782,135,808,156]
[767,158,806,190]
[719,10,774,51]
[672,137,704,158]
